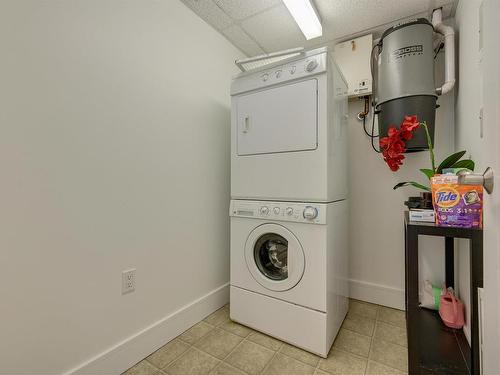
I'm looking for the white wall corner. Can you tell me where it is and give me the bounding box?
[463,322,471,344]
[349,279,405,310]
[64,284,229,375]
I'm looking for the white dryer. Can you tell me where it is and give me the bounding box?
[229,199,348,357]
[230,47,348,203]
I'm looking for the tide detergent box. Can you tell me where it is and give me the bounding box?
[431,175,483,228]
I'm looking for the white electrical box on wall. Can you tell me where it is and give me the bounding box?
[334,34,373,97]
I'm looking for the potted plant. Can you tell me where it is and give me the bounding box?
[380,115,475,206]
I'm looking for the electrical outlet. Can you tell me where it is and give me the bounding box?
[122,269,136,294]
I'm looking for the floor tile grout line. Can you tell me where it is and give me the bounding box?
[169,342,227,373]
[135,301,409,374]
[257,341,284,375]
[163,320,222,372]
[139,358,161,373]
[129,309,241,374]
[366,341,409,373]
[208,318,264,374]
[340,325,375,339]
[219,336,255,375]
[344,304,380,375]
[377,320,407,329]
[344,316,407,348]
[368,359,409,374]
[347,310,378,322]
[370,309,410,374]
[365,317,376,375]
[164,339,195,371]
[277,343,322,368]
[220,336,249,363]
[194,317,253,374]
[314,352,322,374]
[192,318,286,374]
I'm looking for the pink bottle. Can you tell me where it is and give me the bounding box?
[439,290,465,329]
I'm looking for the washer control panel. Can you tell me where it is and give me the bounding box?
[230,200,327,224]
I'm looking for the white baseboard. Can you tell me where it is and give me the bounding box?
[64,283,230,375]
[349,279,405,310]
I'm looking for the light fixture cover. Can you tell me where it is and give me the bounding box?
[283,0,322,40]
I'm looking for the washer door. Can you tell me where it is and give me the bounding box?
[245,224,305,292]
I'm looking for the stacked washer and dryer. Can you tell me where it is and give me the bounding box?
[229,47,349,358]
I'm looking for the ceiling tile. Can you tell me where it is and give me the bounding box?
[182,0,458,54]
[315,0,429,40]
[214,0,281,20]
[222,25,265,56]
[180,0,233,30]
[241,5,305,52]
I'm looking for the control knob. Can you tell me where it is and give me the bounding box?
[303,206,318,220]
[260,206,270,215]
[286,207,294,216]
[305,60,318,72]
[273,207,281,214]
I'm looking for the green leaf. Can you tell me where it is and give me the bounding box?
[451,159,475,171]
[393,181,431,191]
[421,122,436,173]
[436,150,466,173]
[419,168,435,180]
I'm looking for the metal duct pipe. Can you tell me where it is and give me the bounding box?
[432,8,455,95]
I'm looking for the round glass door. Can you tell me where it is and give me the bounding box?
[245,223,305,292]
[254,233,289,281]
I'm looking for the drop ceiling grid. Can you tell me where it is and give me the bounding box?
[181,0,288,56]
[213,0,282,20]
[180,0,458,57]
[240,5,305,53]
[221,25,265,56]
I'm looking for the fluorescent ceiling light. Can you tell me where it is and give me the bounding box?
[283,0,322,40]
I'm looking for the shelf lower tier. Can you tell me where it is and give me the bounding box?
[415,308,471,374]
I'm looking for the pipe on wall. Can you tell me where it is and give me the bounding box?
[432,7,455,95]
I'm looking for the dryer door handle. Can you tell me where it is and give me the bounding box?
[242,116,250,133]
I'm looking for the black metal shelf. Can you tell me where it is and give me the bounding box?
[404,212,483,375]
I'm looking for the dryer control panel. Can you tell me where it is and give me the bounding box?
[231,49,328,96]
[229,200,327,224]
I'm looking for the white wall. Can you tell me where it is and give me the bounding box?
[0,1,243,374]
[454,0,484,344]
[347,53,455,309]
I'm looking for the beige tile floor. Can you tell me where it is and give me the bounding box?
[123,300,408,375]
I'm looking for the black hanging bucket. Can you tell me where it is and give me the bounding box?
[377,95,437,152]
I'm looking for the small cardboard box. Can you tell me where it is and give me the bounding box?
[431,175,483,228]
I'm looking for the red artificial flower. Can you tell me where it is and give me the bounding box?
[400,130,413,141]
[387,127,399,137]
[385,154,405,171]
[401,115,420,131]
[399,115,420,140]
[379,115,421,171]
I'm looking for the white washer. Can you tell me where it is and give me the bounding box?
[230,199,348,357]
[230,47,348,203]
